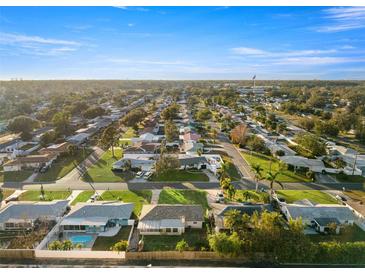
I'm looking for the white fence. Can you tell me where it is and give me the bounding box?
[35,250,125,259]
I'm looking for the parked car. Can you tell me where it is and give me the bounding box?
[136,171,145,178]
[143,171,152,179]
[90,193,100,202]
[215,192,225,203]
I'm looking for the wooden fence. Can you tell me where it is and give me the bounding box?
[0,249,35,259]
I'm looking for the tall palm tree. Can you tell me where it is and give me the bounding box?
[266,171,284,198]
[251,163,264,192]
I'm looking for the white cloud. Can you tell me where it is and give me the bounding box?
[0,32,82,56]
[316,7,365,32]
[231,47,268,56]
[107,58,187,66]
[128,23,135,27]
[274,56,364,65]
[231,47,337,57]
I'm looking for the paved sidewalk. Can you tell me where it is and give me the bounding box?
[151,189,161,204]
[67,190,83,205]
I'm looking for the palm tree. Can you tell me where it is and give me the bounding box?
[219,161,230,179]
[251,163,264,192]
[266,171,284,199]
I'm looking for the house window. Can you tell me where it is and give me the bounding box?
[172,228,178,233]
[166,228,171,232]
[193,222,197,224]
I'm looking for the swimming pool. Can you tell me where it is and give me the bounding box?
[69,235,94,245]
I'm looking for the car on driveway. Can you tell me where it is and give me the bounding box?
[215,192,225,203]
[136,171,145,178]
[143,171,152,180]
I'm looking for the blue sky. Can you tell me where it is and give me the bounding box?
[0,6,364,80]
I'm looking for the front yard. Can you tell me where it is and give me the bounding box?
[92,226,132,251]
[158,189,210,211]
[230,190,270,203]
[150,170,209,182]
[241,151,312,183]
[142,228,209,251]
[35,148,93,182]
[276,190,338,204]
[71,190,95,205]
[99,190,152,217]
[332,173,365,184]
[0,188,15,201]
[82,149,135,182]
[344,190,365,203]
[18,190,72,201]
[0,170,33,183]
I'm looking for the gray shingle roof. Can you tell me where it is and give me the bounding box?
[140,204,204,222]
[0,200,69,223]
[66,202,134,220]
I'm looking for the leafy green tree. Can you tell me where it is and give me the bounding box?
[196,109,212,121]
[155,154,180,175]
[121,108,146,127]
[161,103,180,121]
[62,240,73,250]
[7,115,40,140]
[83,106,106,119]
[111,240,128,252]
[208,232,243,257]
[99,126,119,158]
[40,130,57,147]
[52,111,72,135]
[175,239,189,252]
[48,240,63,250]
[164,120,178,142]
[294,133,326,156]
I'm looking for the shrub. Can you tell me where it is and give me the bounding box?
[110,240,128,252]
[175,239,189,252]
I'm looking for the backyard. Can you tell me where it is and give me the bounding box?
[241,151,312,183]
[150,170,209,182]
[92,226,132,251]
[82,148,135,182]
[99,190,152,217]
[18,190,72,201]
[158,189,210,211]
[71,190,95,205]
[276,190,338,204]
[0,169,33,183]
[308,224,365,243]
[142,228,209,251]
[119,127,136,146]
[35,148,93,182]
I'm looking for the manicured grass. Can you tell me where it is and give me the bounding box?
[308,224,365,243]
[333,173,365,183]
[0,170,33,182]
[223,156,241,180]
[232,190,270,203]
[99,190,152,217]
[158,189,210,211]
[242,151,311,183]
[71,190,94,205]
[0,188,15,201]
[276,190,338,204]
[119,127,136,146]
[82,149,135,182]
[150,170,209,182]
[35,149,93,182]
[142,228,209,251]
[18,190,72,201]
[92,226,132,251]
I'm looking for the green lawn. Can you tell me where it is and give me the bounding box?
[92,226,132,251]
[151,170,209,182]
[119,127,136,146]
[18,190,72,201]
[0,188,15,202]
[223,156,241,180]
[82,149,135,182]
[142,228,209,251]
[35,149,93,182]
[232,190,270,203]
[276,190,338,204]
[99,190,152,217]
[158,189,210,211]
[71,190,94,205]
[0,170,33,183]
[242,151,311,183]
[308,224,365,243]
[332,173,365,184]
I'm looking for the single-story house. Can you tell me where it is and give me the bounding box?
[3,153,56,171]
[0,200,69,231]
[123,143,160,154]
[138,204,204,235]
[38,142,70,156]
[66,133,90,146]
[281,201,356,231]
[313,217,341,234]
[59,202,133,234]
[112,155,156,172]
[131,133,164,144]
[31,127,54,142]
[0,133,23,153]
[280,155,326,173]
[214,204,273,232]
[178,155,208,170]
[181,132,201,142]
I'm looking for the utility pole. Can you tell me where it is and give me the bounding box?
[352,152,358,175]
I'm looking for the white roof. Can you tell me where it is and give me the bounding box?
[137,219,184,230]
[284,204,356,221]
[280,156,325,169]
